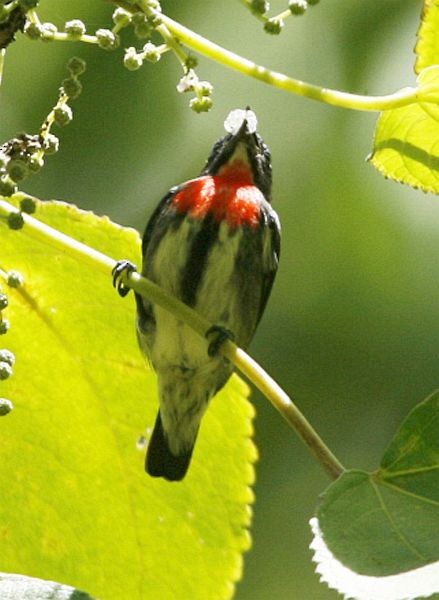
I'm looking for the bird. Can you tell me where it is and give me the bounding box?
[113,108,280,481]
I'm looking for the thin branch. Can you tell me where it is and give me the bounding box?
[0,196,345,480]
[158,12,420,112]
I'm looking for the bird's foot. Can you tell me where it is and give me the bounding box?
[205,325,235,357]
[112,260,137,297]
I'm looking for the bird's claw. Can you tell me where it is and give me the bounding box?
[112,260,138,298]
[206,325,235,357]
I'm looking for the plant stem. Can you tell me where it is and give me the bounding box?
[159,13,420,112]
[0,196,345,480]
[140,0,189,68]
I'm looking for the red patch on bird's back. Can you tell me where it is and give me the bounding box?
[172,161,263,228]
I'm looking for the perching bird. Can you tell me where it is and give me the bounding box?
[114,108,280,481]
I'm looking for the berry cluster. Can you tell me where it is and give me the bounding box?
[116,4,212,113]
[0,56,85,198]
[245,0,320,34]
[0,273,21,416]
[21,1,212,113]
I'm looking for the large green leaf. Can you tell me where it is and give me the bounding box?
[370,0,439,194]
[0,197,256,600]
[315,392,439,578]
[415,0,439,73]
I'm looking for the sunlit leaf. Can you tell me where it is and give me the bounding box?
[369,66,439,195]
[370,0,439,194]
[0,197,256,600]
[415,0,439,73]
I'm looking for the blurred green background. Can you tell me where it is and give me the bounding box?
[2,0,436,598]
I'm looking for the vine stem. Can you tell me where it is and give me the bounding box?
[139,0,189,68]
[111,1,426,110]
[157,12,420,112]
[0,196,345,480]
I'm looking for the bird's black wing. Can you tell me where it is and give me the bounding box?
[141,185,180,257]
[257,205,281,324]
[136,185,182,336]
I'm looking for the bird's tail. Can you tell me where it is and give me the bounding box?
[145,411,195,481]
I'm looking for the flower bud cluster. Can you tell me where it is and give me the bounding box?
[0,57,85,195]
[177,70,214,113]
[259,0,320,34]
[0,133,43,191]
[0,279,19,415]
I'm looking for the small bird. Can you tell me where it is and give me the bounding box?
[114,109,280,481]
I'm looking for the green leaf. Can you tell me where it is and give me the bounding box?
[316,392,439,577]
[370,0,439,194]
[415,0,439,73]
[369,66,439,195]
[0,199,256,600]
[0,573,95,599]
[380,390,439,501]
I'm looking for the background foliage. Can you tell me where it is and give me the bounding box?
[1,1,436,598]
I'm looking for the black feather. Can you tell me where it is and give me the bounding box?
[179,213,219,307]
[258,205,281,323]
[146,412,194,482]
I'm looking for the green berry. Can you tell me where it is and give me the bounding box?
[0,349,15,367]
[134,21,152,39]
[177,72,197,93]
[0,320,10,335]
[7,159,29,183]
[289,0,307,15]
[132,12,147,25]
[0,361,12,380]
[0,294,8,310]
[96,28,119,50]
[7,270,24,287]
[250,0,269,14]
[62,77,82,99]
[54,104,73,127]
[264,17,284,34]
[8,211,24,230]
[24,22,42,40]
[42,133,59,155]
[143,42,160,62]
[124,48,143,71]
[41,133,58,155]
[189,96,213,113]
[185,56,198,70]
[20,196,36,214]
[64,19,86,39]
[0,398,13,416]
[41,22,58,41]
[147,13,162,28]
[0,178,17,197]
[197,81,213,97]
[112,8,131,26]
[28,154,44,172]
[67,56,86,76]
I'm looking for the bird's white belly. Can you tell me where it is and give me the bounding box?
[150,219,243,370]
